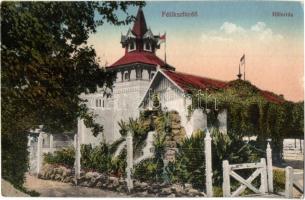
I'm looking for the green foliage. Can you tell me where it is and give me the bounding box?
[213,186,223,197]
[1,1,144,188]
[163,129,261,188]
[189,81,304,161]
[44,147,75,167]
[118,117,151,157]
[169,131,206,188]
[43,139,127,177]
[273,169,285,193]
[134,159,158,182]
[211,129,261,186]
[111,149,127,177]
[1,131,29,188]
[81,143,112,173]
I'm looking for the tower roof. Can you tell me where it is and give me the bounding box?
[132,7,148,38]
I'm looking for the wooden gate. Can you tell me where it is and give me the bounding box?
[285,166,304,198]
[222,158,268,197]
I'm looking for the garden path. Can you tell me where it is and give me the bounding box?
[24,173,128,197]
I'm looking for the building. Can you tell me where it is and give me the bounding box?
[77,7,174,144]
[27,7,286,175]
[77,7,285,144]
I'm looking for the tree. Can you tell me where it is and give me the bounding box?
[1,1,144,189]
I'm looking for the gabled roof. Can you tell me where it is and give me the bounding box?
[109,52,167,68]
[139,69,285,107]
[132,7,148,38]
[163,70,227,92]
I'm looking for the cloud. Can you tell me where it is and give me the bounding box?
[201,33,233,42]
[250,22,283,41]
[220,22,245,34]
[251,22,266,32]
[201,21,283,43]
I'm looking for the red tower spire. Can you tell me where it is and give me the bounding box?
[132,7,148,38]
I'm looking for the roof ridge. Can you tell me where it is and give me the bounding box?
[164,69,228,84]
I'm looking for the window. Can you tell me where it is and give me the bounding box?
[136,68,142,79]
[96,99,103,107]
[150,72,155,80]
[144,42,151,51]
[128,41,136,52]
[124,72,130,81]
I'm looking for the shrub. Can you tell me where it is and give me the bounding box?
[164,129,261,189]
[2,131,29,190]
[134,158,158,182]
[43,146,75,167]
[80,143,112,173]
[273,169,285,193]
[111,149,126,177]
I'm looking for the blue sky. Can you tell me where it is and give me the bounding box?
[89,1,304,101]
[93,1,304,39]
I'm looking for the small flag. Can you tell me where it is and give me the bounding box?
[159,33,166,44]
[240,54,245,64]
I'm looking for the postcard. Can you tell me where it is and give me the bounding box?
[1,1,304,198]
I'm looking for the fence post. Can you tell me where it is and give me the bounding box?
[205,129,213,197]
[36,132,43,177]
[74,133,81,182]
[266,142,273,193]
[222,160,230,197]
[50,134,54,153]
[260,158,268,194]
[285,166,293,198]
[126,131,133,192]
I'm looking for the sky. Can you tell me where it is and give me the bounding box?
[88,1,304,102]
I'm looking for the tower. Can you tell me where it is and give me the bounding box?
[79,7,174,144]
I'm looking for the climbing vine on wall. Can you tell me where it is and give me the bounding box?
[187,79,303,160]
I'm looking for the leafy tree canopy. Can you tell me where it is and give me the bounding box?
[1,1,145,135]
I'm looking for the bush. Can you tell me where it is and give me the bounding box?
[80,143,112,173]
[164,129,261,189]
[43,146,75,167]
[134,158,158,182]
[2,131,29,188]
[273,169,285,193]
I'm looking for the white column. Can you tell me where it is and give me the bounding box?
[266,142,273,193]
[126,131,133,191]
[222,160,231,197]
[204,130,213,197]
[285,166,293,198]
[260,158,268,194]
[49,134,54,153]
[36,132,43,176]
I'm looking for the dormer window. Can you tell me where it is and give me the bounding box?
[128,41,136,52]
[144,42,151,52]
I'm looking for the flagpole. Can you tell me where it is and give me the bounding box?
[243,53,246,81]
[164,32,167,63]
